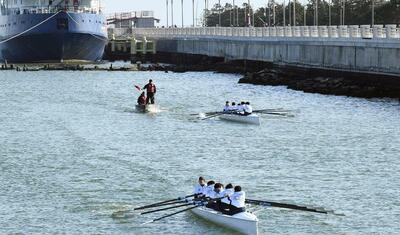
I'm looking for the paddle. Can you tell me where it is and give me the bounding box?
[245,199,334,214]
[142,205,201,225]
[134,85,142,91]
[134,194,198,211]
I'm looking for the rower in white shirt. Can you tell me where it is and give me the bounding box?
[243,102,253,116]
[204,180,216,198]
[226,186,246,215]
[206,183,225,211]
[221,183,234,211]
[223,101,230,112]
[228,102,237,112]
[236,102,245,114]
[193,176,207,198]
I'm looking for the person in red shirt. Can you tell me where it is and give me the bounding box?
[143,79,156,104]
[137,92,147,105]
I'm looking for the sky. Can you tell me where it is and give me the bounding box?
[103,0,308,27]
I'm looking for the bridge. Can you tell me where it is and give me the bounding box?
[109,25,400,76]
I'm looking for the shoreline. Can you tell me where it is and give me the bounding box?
[2,54,400,99]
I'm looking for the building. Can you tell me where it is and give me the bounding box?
[107,11,159,28]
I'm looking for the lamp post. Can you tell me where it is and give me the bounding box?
[372,0,375,26]
[283,0,286,26]
[166,0,169,27]
[293,0,296,26]
[314,0,318,26]
[288,0,291,26]
[171,0,174,27]
[341,0,346,25]
[329,0,331,26]
[248,0,251,27]
[273,0,276,26]
[192,0,195,27]
[181,0,183,27]
[267,0,270,27]
[219,0,221,26]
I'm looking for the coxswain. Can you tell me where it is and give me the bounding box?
[143,79,156,104]
[193,176,207,198]
[206,183,225,211]
[137,92,147,106]
[243,102,253,115]
[223,101,230,112]
[220,183,234,212]
[226,186,246,215]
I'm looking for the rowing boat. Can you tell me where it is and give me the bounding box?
[135,104,158,113]
[191,207,258,235]
[219,113,261,125]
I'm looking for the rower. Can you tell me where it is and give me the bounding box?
[206,183,225,211]
[137,92,146,106]
[243,102,253,116]
[226,186,246,215]
[236,102,245,114]
[143,79,157,104]
[223,101,230,112]
[228,102,237,112]
[221,183,234,211]
[193,176,207,198]
[204,180,215,198]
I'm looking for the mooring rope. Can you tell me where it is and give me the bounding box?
[65,11,108,42]
[0,11,62,44]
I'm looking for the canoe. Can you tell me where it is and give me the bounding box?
[135,104,158,113]
[191,207,258,235]
[219,113,261,125]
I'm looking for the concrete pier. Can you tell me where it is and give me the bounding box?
[130,26,400,76]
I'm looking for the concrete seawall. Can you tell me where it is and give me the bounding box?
[154,36,400,76]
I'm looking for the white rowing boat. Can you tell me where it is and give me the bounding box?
[135,104,158,113]
[219,113,261,125]
[191,207,258,235]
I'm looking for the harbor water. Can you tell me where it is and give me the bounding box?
[1,67,399,234]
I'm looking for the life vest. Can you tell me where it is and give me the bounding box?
[146,83,156,93]
[138,95,146,105]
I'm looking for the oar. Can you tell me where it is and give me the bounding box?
[142,205,201,225]
[139,200,187,209]
[253,109,291,113]
[141,196,226,225]
[134,194,197,210]
[246,199,334,214]
[200,113,224,120]
[261,112,294,117]
[141,202,195,215]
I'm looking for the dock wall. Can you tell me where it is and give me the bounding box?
[154,37,400,75]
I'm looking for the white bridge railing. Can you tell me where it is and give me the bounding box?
[117,25,400,40]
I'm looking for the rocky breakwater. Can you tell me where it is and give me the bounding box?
[239,68,400,99]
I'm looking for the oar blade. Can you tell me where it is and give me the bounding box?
[246,199,334,215]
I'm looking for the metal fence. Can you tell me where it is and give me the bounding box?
[122,25,400,40]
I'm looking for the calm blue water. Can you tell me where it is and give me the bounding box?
[0,68,399,234]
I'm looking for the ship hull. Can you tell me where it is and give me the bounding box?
[0,12,107,63]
